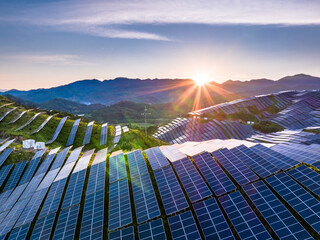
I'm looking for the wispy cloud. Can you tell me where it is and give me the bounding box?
[1,0,320,40]
[2,53,89,66]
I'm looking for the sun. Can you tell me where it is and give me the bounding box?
[193,74,211,86]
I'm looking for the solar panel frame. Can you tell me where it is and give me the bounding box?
[52,204,79,240]
[193,198,234,240]
[108,179,132,231]
[168,210,201,240]
[131,173,160,223]
[172,157,211,203]
[127,150,148,178]
[192,152,236,196]
[153,165,189,215]
[243,181,313,240]
[219,191,272,240]
[138,218,167,240]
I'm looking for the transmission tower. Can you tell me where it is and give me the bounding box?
[141,105,151,134]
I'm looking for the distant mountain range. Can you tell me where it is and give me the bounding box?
[3,73,320,107]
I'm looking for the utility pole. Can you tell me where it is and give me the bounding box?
[141,105,151,134]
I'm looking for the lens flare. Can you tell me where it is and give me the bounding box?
[193,74,211,86]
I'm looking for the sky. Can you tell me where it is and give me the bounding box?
[0,0,320,90]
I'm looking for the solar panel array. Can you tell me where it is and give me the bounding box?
[66,118,81,146]
[144,147,169,170]
[100,122,108,145]
[83,121,94,145]
[46,116,68,144]
[109,153,127,183]
[127,149,148,178]
[0,148,13,168]
[3,160,27,191]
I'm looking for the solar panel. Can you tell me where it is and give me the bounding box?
[0,183,28,213]
[86,161,105,196]
[0,139,14,153]
[161,145,186,162]
[100,123,108,146]
[153,165,188,215]
[61,169,86,209]
[46,116,68,144]
[32,115,54,134]
[15,188,48,228]
[3,161,27,191]
[193,198,234,240]
[312,161,320,170]
[53,162,76,182]
[36,168,60,191]
[32,149,46,160]
[38,179,67,218]
[0,189,14,207]
[35,148,60,175]
[131,174,160,223]
[144,147,170,170]
[168,211,201,240]
[19,173,45,200]
[243,181,313,240]
[83,121,94,145]
[230,145,279,178]
[109,226,134,240]
[0,148,14,168]
[0,107,17,122]
[266,172,320,234]
[79,189,104,240]
[7,223,30,240]
[9,110,28,124]
[109,153,127,184]
[211,148,258,185]
[127,150,148,178]
[108,179,132,231]
[18,157,41,185]
[31,213,56,240]
[219,191,272,240]
[50,146,71,170]
[52,204,79,240]
[172,157,211,202]
[0,197,30,236]
[287,165,320,197]
[138,218,166,240]
[249,144,295,170]
[192,152,235,196]
[0,164,13,188]
[66,118,81,146]
[65,146,83,164]
[16,112,42,131]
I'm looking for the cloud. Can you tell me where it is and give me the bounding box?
[3,54,89,66]
[1,0,320,40]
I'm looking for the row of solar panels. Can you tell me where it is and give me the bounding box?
[1,141,320,239]
[153,118,255,144]
[0,105,108,146]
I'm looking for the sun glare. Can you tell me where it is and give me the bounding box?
[193,74,211,86]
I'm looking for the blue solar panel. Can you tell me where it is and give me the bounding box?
[3,161,27,191]
[109,226,134,240]
[61,169,86,209]
[0,148,13,168]
[35,150,58,175]
[0,164,13,188]
[31,213,56,240]
[212,148,258,185]
[15,188,48,228]
[219,191,272,240]
[288,165,320,197]
[50,147,71,170]
[66,118,80,146]
[19,173,45,200]
[144,147,169,170]
[86,161,105,196]
[192,152,236,196]
[0,197,30,236]
[153,165,188,215]
[131,174,160,223]
[79,190,104,240]
[271,145,318,164]
[249,144,295,170]
[109,153,127,184]
[52,205,79,240]
[39,178,67,218]
[168,211,201,240]
[266,172,320,234]
[8,223,30,240]
[244,181,312,240]
[0,183,28,213]
[0,189,14,208]
[312,161,320,169]
[100,123,108,146]
[127,150,148,178]
[172,157,211,202]
[46,117,68,145]
[108,179,132,231]
[18,157,41,185]
[138,218,166,240]
[231,145,280,178]
[193,198,234,240]
[83,121,94,145]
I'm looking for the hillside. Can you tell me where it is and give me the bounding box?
[0,96,165,153]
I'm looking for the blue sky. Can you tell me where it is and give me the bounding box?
[0,0,320,90]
